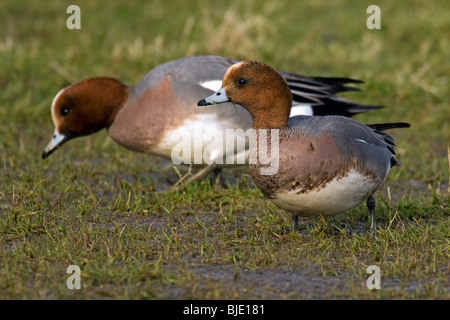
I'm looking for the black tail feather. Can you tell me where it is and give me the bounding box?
[368,122,410,168]
[367,122,411,131]
[310,100,384,117]
[281,72,385,118]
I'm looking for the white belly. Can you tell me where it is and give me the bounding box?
[158,114,250,166]
[270,170,379,216]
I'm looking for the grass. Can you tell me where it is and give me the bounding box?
[0,0,448,299]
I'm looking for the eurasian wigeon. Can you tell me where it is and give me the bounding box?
[42,55,381,184]
[198,61,410,232]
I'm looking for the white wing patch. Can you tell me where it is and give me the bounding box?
[199,80,222,92]
[289,104,313,117]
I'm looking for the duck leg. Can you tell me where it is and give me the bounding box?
[212,167,224,191]
[169,163,218,191]
[187,163,218,184]
[367,196,376,231]
[292,214,299,233]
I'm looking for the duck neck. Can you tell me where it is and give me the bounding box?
[100,78,130,128]
[249,100,290,130]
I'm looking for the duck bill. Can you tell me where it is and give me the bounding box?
[197,87,230,106]
[42,129,69,159]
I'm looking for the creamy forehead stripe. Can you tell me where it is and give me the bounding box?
[51,88,66,118]
[199,80,222,92]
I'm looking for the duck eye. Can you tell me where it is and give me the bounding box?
[237,78,247,86]
[61,107,70,116]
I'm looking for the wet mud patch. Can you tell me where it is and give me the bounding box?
[161,264,448,299]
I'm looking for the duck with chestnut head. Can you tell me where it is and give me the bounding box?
[198,61,409,232]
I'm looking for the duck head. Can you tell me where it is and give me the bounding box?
[42,77,128,158]
[198,61,293,129]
